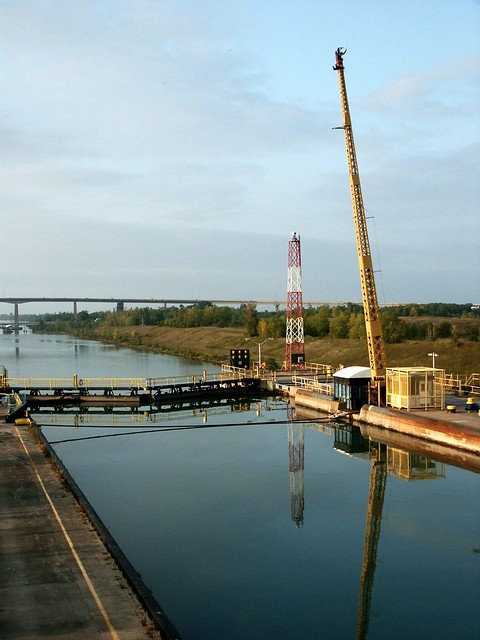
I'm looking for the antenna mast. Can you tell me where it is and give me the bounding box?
[285,232,305,370]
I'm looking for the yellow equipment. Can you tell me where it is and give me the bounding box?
[333,48,386,405]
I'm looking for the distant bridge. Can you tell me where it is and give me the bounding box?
[0,297,402,309]
[0,296,402,332]
[0,297,356,306]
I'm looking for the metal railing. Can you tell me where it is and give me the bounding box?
[4,367,478,397]
[464,373,480,391]
[220,364,256,379]
[444,372,480,395]
[4,371,231,391]
[291,374,334,396]
[300,362,335,376]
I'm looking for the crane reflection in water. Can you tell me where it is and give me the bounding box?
[291,405,447,640]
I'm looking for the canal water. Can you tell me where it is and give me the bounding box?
[1,332,479,640]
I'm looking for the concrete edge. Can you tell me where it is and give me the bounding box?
[29,421,183,640]
[292,389,345,414]
[359,423,480,474]
[355,405,480,454]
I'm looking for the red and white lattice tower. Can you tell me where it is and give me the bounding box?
[285,232,305,370]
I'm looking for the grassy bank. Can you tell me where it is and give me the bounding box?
[72,325,480,376]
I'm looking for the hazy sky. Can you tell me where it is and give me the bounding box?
[1,0,479,313]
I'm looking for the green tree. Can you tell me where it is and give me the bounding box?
[381,312,407,343]
[241,303,258,336]
[265,357,281,371]
[329,311,350,339]
[436,322,452,338]
[348,313,366,340]
[305,307,330,337]
[184,306,201,327]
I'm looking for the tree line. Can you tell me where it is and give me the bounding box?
[34,301,479,343]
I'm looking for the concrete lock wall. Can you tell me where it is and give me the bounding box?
[357,405,480,454]
[292,389,345,414]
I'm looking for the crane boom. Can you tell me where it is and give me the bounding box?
[333,48,386,405]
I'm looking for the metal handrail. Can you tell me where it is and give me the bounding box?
[444,372,480,395]
[301,362,335,376]
[291,374,334,396]
[464,373,480,387]
[5,372,224,390]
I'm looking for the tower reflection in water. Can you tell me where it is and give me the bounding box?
[287,407,305,527]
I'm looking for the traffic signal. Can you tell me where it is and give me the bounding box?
[230,349,250,369]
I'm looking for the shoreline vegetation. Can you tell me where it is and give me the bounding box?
[64,325,480,377]
[28,302,479,376]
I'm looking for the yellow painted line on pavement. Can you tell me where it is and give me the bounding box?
[15,426,121,640]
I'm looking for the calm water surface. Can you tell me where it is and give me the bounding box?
[1,332,479,639]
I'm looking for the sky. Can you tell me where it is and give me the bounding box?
[1,0,479,314]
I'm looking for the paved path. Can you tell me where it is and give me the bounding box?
[0,421,163,639]
[410,394,480,430]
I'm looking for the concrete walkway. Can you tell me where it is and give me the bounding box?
[0,420,164,640]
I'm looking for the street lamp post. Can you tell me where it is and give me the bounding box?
[245,337,273,369]
[428,352,438,369]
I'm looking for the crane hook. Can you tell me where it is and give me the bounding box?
[333,47,347,70]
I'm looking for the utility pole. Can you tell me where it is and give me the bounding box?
[245,337,273,370]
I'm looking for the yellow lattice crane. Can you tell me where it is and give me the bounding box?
[333,47,386,406]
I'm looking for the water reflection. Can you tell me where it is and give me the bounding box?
[4,333,478,638]
[290,408,452,640]
[33,396,272,420]
[31,399,478,640]
[386,448,445,480]
[287,408,305,527]
[334,423,370,455]
[356,441,446,639]
[360,422,480,475]
[356,442,387,640]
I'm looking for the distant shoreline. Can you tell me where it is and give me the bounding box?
[61,325,480,377]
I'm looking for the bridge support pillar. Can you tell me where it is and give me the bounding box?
[116,301,125,312]
[14,303,20,334]
[73,301,77,316]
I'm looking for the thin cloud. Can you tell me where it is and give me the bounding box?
[0,1,478,305]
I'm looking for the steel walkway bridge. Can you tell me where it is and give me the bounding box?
[1,369,272,415]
